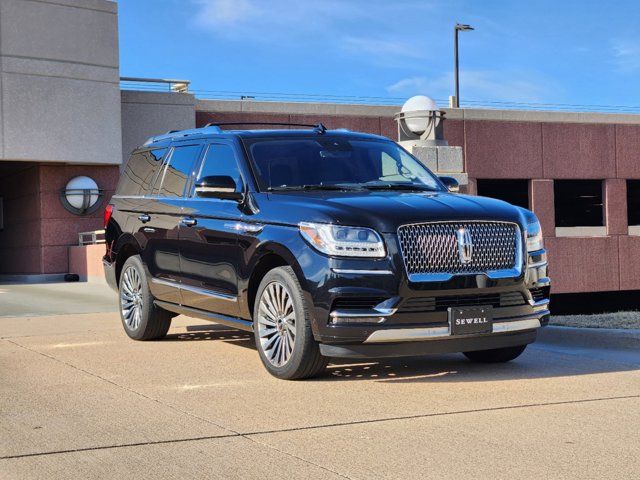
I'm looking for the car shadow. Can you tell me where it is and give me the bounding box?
[163,324,640,383]
[319,344,640,383]
[164,323,255,350]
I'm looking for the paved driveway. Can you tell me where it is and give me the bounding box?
[1,289,639,479]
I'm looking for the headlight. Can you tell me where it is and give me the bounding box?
[299,222,386,258]
[526,219,544,252]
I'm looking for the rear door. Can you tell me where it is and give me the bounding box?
[112,147,175,299]
[178,141,245,316]
[143,142,203,304]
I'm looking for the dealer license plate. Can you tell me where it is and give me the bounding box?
[448,306,493,335]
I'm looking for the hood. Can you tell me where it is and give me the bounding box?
[256,191,526,233]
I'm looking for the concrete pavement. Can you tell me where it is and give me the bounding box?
[1,290,639,479]
[0,282,116,317]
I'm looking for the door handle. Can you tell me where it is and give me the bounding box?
[224,222,264,234]
[138,214,151,223]
[181,217,197,227]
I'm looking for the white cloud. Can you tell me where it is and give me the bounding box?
[192,0,435,65]
[387,76,434,94]
[342,36,427,60]
[612,39,640,73]
[387,71,550,104]
[193,0,363,35]
[194,0,256,27]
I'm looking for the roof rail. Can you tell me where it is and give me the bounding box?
[205,122,327,134]
[143,124,222,146]
[142,121,331,146]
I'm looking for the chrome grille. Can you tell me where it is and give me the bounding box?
[397,221,521,281]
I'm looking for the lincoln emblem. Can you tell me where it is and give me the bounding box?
[456,227,473,264]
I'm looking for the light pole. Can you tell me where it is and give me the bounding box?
[453,23,474,108]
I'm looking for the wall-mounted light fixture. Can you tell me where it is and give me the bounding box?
[59,176,103,215]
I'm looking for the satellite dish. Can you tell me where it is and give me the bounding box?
[401,95,438,134]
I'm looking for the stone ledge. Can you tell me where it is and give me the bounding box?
[555,226,608,237]
[196,99,640,125]
[122,90,197,106]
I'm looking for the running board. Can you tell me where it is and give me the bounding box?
[154,300,253,332]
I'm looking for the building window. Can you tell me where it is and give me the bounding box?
[554,180,604,227]
[477,179,529,209]
[628,180,640,226]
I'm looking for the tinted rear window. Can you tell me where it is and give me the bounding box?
[155,145,202,197]
[116,149,167,196]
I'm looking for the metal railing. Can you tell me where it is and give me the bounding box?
[78,230,105,246]
[120,77,190,93]
[119,77,640,113]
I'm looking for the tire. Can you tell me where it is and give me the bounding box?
[463,344,527,363]
[119,255,172,341]
[253,266,327,380]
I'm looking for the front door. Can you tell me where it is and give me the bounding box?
[178,141,246,317]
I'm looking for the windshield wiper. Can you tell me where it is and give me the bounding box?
[268,184,364,192]
[361,183,439,192]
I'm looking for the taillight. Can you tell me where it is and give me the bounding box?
[104,204,114,228]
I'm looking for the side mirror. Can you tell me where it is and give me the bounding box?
[195,176,244,201]
[439,176,460,193]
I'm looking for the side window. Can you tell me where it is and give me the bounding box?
[116,148,166,196]
[196,144,243,191]
[155,145,202,197]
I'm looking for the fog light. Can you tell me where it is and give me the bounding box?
[330,316,386,325]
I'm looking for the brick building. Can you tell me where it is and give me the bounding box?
[0,0,639,296]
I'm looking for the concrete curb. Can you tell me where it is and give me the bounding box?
[0,273,68,284]
[538,326,640,351]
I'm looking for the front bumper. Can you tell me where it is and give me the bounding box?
[318,300,549,358]
[319,329,539,358]
[296,233,550,357]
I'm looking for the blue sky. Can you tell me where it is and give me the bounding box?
[119,0,640,109]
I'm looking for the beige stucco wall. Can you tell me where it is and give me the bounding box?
[121,90,196,162]
[0,0,121,164]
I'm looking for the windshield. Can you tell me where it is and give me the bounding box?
[244,137,444,192]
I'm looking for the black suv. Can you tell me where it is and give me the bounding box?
[104,123,550,380]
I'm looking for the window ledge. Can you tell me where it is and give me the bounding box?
[555,226,608,237]
[628,226,640,236]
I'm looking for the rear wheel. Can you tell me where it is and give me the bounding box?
[119,255,172,340]
[253,266,327,380]
[463,344,527,363]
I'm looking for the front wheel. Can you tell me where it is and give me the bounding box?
[463,344,527,363]
[253,266,327,380]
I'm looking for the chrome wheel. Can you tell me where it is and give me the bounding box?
[257,281,296,367]
[120,265,143,331]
